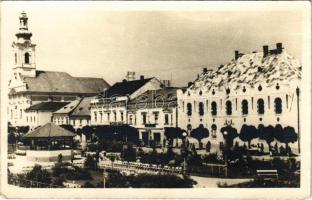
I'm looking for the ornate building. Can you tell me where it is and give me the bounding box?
[8,12,110,128]
[177,43,301,149]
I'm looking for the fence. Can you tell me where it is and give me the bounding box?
[8,175,65,188]
[100,161,183,175]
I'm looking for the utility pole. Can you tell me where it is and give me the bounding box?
[296,87,300,154]
[103,164,106,188]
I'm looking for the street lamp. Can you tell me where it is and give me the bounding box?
[182,132,188,175]
[296,87,300,154]
[223,131,228,178]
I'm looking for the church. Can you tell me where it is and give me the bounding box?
[8,12,110,128]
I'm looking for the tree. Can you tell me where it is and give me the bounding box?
[17,126,30,134]
[273,124,283,142]
[82,125,94,141]
[239,125,258,148]
[8,132,16,144]
[84,155,96,169]
[190,124,209,149]
[280,126,298,153]
[206,141,211,153]
[25,165,51,187]
[122,144,137,162]
[164,127,183,147]
[220,125,238,148]
[259,125,274,152]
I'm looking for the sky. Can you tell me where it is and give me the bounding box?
[1,2,305,87]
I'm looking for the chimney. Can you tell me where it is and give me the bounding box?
[203,68,208,73]
[162,80,171,88]
[263,45,269,57]
[276,43,283,54]
[235,50,240,60]
[126,71,136,81]
[140,75,144,80]
[188,82,193,87]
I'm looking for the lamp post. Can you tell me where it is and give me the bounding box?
[223,131,228,178]
[182,132,188,175]
[296,87,300,154]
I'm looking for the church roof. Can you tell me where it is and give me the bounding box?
[23,123,76,138]
[20,70,109,95]
[25,101,70,112]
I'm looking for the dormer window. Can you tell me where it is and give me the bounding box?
[258,85,262,91]
[199,90,203,96]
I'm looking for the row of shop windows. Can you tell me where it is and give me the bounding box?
[186,97,283,116]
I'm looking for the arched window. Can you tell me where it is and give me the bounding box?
[187,103,192,116]
[24,52,30,64]
[199,102,204,116]
[211,101,217,116]
[274,97,282,114]
[226,100,232,115]
[15,53,17,64]
[257,98,265,114]
[211,124,217,138]
[242,99,248,115]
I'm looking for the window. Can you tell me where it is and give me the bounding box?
[114,112,117,122]
[274,97,282,114]
[142,113,147,124]
[20,109,22,119]
[94,111,97,122]
[80,119,82,126]
[211,124,217,138]
[211,101,217,115]
[164,114,169,125]
[24,52,30,64]
[242,99,248,115]
[107,112,110,122]
[257,98,265,114]
[129,115,133,125]
[199,102,204,116]
[99,112,102,123]
[187,103,192,116]
[26,116,28,122]
[226,100,232,115]
[286,94,289,108]
[15,53,17,64]
[120,111,124,122]
[10,109,13,119]
[154,112,159,124]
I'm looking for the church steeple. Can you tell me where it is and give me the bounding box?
[12,11,36,77]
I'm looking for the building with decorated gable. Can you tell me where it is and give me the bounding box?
[177,43,301,149]
[90,75,163,126]
[8,12,110,128]
[127,87,180,147]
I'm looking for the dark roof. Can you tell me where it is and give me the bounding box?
[104,78,152,97]
[26,101,70,112]
[20,70,109,95]
[23,123,76,138]
[70,97,92,117]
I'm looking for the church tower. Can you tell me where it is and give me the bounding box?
[12,11,36,77]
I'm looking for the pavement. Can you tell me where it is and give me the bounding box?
[191,176,252,188]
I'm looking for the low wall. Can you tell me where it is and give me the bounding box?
[26,149,73,162]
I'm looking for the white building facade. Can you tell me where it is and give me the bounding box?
[177,43,301,149]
